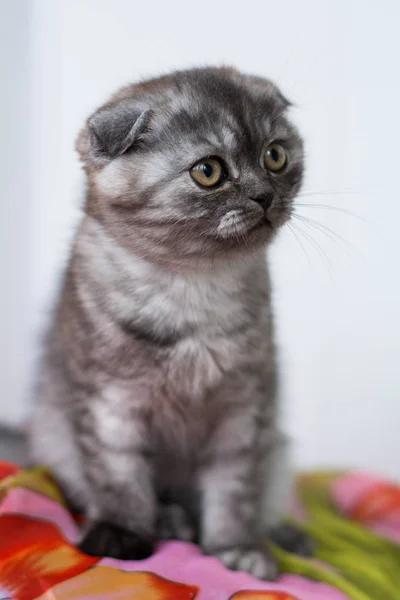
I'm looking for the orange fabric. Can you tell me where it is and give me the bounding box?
[34,566,199,600]
[0,461,20,480]
[0,514,98,600]
[349,482,400,522]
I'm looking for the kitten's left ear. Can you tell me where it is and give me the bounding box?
[242,74,291,110]
[76,101,151,165]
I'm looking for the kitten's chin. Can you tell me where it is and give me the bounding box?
[97,213,280,274]
[215,215,278,251]
[157,219,279,272]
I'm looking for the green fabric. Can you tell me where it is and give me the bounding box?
[268,472,400,600]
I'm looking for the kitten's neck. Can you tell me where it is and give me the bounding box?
[73,216,268,332]
[76,216,265,284]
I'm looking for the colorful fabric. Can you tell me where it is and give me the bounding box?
[0,463,399,600]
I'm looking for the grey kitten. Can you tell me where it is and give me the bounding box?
[28,67,306,579]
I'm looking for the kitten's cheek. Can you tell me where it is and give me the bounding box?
[94,161,130,199]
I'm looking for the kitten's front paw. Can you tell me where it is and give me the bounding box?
[78,520,154,560]
[213,546,279,580]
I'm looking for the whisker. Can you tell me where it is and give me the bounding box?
[295,202,365,222]
[289,220,339,287]
[294,214,351,257]
[285,222,311,264]
[298,189,379,198]
[292,213,365,260]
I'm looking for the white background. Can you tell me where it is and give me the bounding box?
[1,0,399,478]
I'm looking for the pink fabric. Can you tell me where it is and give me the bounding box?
[101,542,349,600]
[1,468,399,600]
[334,472,400,542]
[0,486,348,600]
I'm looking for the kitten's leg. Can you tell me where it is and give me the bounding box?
[199,451,278,580]
[76,401,156,560]
[157,503,197,542]
[262,432,314,557]
[198,398,279,581]
[28,386,92,512]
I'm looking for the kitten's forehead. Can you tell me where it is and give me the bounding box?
[148,69,288,158]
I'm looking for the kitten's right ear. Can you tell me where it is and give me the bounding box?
[76,101,151,165]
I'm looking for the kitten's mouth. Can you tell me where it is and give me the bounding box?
[263,214,272,228]
[248,214,272,232]
[215,209,273,245]
[237,213,274,241]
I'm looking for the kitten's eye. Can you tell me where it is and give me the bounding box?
[264,143,287,172]
[190,158,223,187]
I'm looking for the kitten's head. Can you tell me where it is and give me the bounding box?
[77,67,304,269]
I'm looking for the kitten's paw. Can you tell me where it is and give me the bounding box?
[157,503,196,542]
[269,522,314,557]
[78,520,154,560]
[213,546,279,580]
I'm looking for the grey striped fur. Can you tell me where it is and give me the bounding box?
[28,67,304,579]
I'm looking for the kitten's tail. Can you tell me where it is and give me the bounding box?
[0,424,27,466]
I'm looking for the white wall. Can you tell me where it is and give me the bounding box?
[0,0,35,425]
[2,0,400,478]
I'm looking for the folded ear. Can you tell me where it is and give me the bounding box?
[76,101,151,164]
[242,74,291,110]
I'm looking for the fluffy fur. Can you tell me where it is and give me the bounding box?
[28,66,305,579]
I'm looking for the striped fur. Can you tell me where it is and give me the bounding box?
[28,67,304,579]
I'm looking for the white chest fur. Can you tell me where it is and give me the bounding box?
[79,218,266,397]
[126,263,249,396]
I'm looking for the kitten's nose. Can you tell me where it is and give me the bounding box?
[249,193,273,211]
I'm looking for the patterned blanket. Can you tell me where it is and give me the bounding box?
[0,462,399,600]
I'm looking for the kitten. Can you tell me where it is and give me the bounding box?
[28,67,306,580]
